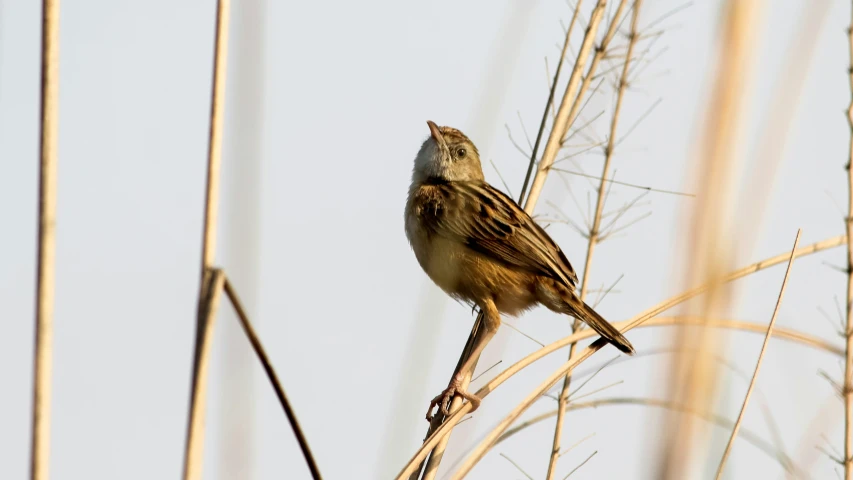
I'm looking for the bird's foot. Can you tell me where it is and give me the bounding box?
[425,375,482,422]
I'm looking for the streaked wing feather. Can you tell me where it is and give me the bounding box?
[430,181,578,288]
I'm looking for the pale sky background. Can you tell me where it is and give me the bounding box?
[0,0,850,479]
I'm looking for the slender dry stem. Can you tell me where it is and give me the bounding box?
[182,269,226,480]
[30,1,60,479]
[523,0,608,213]
[546,2,641,478]
[563,450,597,478]
[395,235,846,479]
[223,278,322,479]
[715,229,801,479]
[518,0,584,205]
[199,0,230,277]
[417,314,483,480]
[182,1,230,479]
[495,397,805,476]
[845,5,853,478]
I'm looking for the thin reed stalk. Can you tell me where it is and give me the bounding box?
[564,316,840,356]
[523,0,608,213]
[182,269,226,480]
[715,230,801,479]
[419,314,483,480]
[223,278,322,479]
[546,2,641,478]
[845,5,853,478]
[495,397,806,477]
[30,1,60,479]
[181,1,231,479]
[199,0,230,277]
[395,234,846,479]
[518,0,584,205]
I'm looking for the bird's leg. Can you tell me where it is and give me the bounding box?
[426,300,500,420]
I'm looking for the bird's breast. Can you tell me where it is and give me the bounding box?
[405,184,460,293]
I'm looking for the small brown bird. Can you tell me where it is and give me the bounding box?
[406,121,634,419]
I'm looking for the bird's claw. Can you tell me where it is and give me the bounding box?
[425,377,482,422]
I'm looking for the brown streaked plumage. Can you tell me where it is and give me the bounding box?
[406,121,634,419]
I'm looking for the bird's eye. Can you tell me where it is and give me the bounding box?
[456,147,467,158]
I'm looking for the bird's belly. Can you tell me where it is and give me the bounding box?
[410,235,537,316]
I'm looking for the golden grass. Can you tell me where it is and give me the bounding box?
[180,0,231,478]
[844,5,853,478]
[715,230,801,479]
[30,1,60,479]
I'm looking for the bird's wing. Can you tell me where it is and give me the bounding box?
[426,181,578,288]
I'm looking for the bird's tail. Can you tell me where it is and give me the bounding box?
[570,299,635,355]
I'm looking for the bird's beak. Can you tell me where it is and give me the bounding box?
[426,120,444,144]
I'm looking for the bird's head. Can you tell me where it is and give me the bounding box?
[412,121,484,183]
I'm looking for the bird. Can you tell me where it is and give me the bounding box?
[405,120,635,420]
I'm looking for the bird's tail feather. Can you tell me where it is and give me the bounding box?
[570,299,635,355]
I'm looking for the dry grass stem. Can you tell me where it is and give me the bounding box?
[714,229,801,479]
[30,1,60,479]
[499,453,535,480]
[223,278,322,479]
[552,167,694,197]
[845,4,853,477]
[523,0,608,213]
[518,0,584,204]
[546,2,640,477]
[563,450,597,479]
[495,397,804,476]
[182,1,231,479]
[182,269,226,480]
[395,235,846,479]
[416,313,484,480]
[199,0,230,277]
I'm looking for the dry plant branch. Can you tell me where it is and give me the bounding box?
[523,0,609,213]
[395,235,846,479]
[499,453,534,480]
[715,229,801,479]
[563,450,597,478]
[199,0,230,277]
[553,167,694,197]
[182,1,230,479]
[414,313,484,480]
[845,4,853,477]
[500,345,798,456]
[558,432,596,457]
[642,317,841,355]
[546,3,641,477]
[223,278,322,479]
[494,397,804,476]
[182,269,226,480]
[518,0,584,204]
[30,1,60,478]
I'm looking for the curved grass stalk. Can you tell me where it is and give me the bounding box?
[495,397,807,478]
